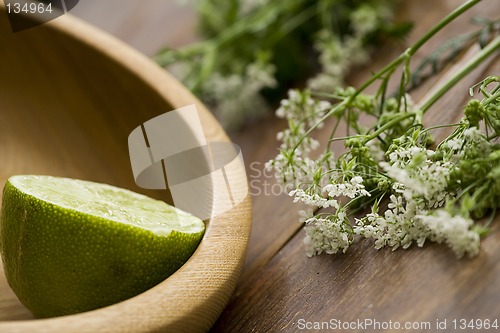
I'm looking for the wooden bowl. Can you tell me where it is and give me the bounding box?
[0,5,251,333]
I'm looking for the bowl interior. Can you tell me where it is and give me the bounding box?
[0,6,250,332]
[0,12,177,319]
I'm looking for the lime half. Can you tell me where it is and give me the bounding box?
[0,175,205,318]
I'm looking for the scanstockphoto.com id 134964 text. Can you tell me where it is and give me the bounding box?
[295,318,499,331]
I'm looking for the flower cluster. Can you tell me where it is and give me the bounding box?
[289,188,339,209]
[323,176,371,199]
[267,3,500,260]
[157,0,405,129]
[201,60,277,130]
[417,210,480,258]
[303,210,352,256]
[268,74,500,259]
[308,3,393,91]
[353,197,425,251]
[380,146,454,207]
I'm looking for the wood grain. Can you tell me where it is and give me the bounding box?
[1,0,499,332]
[69,0,500,285]
[0,4,251,333]
[212,55,500,332]
[70,0,198,56]
[212,1,500,332]
[212,223,500,332]
[229,0,500,280]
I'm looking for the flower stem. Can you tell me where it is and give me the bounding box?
[406,0,482,56]
[294,0,481,151]
[353,0,482,102]
[419,36,500,113]
[364,112,417,142]
[481,77,500,105]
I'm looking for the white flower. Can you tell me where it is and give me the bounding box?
[246,62,277,89]
[202,60,276,129]
[366,139,385,162]
[239,0,269,15]
[387,194,403,212]
[381,145,453,207]
[443,137,463,151]
[417,210,480,258]
[289,189,339,209]
[463,127,483,140]
[307,31,348,92]
[298,209,314,223]
[303,213,351,256]
[351,4,379,36]
[276,89,331,128]
[308,73,343,92]
[266,150,322,188]
[322,176,371,199]
[354,192,431,251]
[463,126,491,156]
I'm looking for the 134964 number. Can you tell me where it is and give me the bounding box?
[452,319,499,330]
[6,2,53,14]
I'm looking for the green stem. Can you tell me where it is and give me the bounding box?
[329,134,363,143]
[155,1,289,65]
[326,117,342,150]
[293,0,481,151]
[346,190,383,217]
[483,207,496,229]
[267,5,317,46]
[450,178,482,205]
[419,36,500,113]
[481,78,500,105]
[422,122,463,133]
[327,112,417,143]
[483,89,500,107]
[154,41,214,66]
[357,0,482,99]
[406,15,500,93]
[406,0,482,56]
[364,112,417,142]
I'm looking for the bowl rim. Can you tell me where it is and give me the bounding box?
[0,4,252,333]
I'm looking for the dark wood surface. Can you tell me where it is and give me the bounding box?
[72,1,500,332]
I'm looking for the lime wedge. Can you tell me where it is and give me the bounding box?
[0,175,205,318]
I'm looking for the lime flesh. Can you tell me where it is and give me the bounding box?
[0,175,205,318]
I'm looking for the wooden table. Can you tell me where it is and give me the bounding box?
[72,1,500,332]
